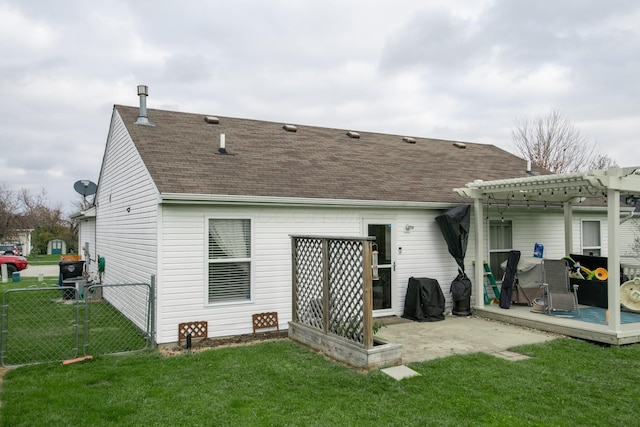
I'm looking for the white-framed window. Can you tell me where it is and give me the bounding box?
[207,218,252,304]
[582,220,601,256]
[489,220,513,279]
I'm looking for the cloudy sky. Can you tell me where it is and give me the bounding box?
[2,0,639,213]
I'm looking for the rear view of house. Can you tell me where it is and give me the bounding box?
[82,86,626,345]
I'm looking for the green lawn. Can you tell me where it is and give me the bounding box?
[1,337,639,426]
[26,254,65,265]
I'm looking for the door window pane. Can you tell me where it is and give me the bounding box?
[368,224,392,310]
[489,221,513,278]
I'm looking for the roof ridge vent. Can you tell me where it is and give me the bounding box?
[205,116,220,124]
[283,124,297,132]
[402,136,416,144]
[453,142,466,149]
[346,131,360,139]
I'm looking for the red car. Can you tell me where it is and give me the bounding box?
[0,254,29,275]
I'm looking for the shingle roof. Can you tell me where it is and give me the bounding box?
[115,105,547,204]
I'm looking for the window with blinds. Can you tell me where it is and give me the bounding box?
[208,219,251,303]
[582,220,601,256]
[489,220,513,280]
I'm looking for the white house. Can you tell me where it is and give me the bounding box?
[80,87,636,345]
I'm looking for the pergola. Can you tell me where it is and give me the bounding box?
[455,166,640,332]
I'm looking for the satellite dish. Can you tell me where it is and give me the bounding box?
[73,180,97,197]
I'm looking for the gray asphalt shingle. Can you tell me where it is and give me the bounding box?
[116,105,547,204]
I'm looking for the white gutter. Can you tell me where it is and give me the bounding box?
[160,193,459,210]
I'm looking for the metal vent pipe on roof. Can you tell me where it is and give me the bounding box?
[218,133,228,154]
[135,85,151,125]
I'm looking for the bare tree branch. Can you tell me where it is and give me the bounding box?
[511,110,616,173]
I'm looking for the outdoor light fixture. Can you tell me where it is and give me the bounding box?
[371,243,379,281]
[404,224,414,232]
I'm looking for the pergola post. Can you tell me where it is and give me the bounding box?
[607,186,622,331]
[473,197,485,308]
[563,201,573,256]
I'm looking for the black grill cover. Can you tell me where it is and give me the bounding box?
[402,277,445,322]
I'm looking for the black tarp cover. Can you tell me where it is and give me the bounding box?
[435,205,472,302]
[435,205,470,274]
[402,277,445,322]
[499,250,521,309]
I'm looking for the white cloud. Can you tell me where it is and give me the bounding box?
[1,0,640,213]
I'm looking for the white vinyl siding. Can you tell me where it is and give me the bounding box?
[94,109,159,330]
[207,218,252,304]
[78,216,96,277]
[153,202,607,344]
[157,205,473,343]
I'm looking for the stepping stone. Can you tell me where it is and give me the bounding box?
[380,365,421,380]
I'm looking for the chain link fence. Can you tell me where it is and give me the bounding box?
[1,281,153,367]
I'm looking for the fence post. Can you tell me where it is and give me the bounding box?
[363,240,373,349]
[321,238,329,334]
[291,238,299,323]
[150,274,156,348]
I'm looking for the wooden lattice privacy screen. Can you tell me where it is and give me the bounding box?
[291,235,374,349]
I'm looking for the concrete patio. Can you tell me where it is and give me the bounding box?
[374,313,560,364]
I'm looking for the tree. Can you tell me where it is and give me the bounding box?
[511,110,616,173]
[0,183,30,241]
[0,183,76,254]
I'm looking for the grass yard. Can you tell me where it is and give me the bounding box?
[1,337,640,426]
[25,254,62,265]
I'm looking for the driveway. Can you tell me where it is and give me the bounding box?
[19,264,60,278]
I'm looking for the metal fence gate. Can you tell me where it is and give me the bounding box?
[1,281,154,367]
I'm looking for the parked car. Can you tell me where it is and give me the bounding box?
[0,243,19,255]
[0,254,29,274]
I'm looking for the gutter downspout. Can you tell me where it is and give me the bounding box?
[620,210,638,225]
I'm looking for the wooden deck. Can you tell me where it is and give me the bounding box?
[474,303,640,345]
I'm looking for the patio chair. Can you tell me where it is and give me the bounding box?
[541,259,579,317]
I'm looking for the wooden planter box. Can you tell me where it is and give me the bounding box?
[288,321,403,370]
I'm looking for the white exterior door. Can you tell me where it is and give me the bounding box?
[364,220,395,316]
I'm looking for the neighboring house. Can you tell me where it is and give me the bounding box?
[85,90,623,345]
[70,206,97,275]
[13,229,33,256]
